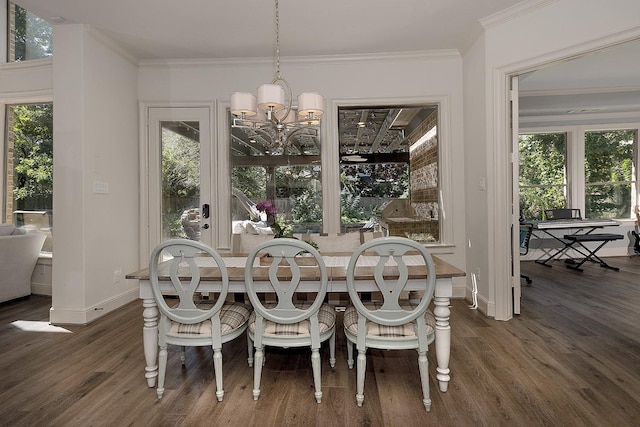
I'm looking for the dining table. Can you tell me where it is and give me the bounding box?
[126,253,465,393]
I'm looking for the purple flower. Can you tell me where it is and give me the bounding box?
[256,200,278,217]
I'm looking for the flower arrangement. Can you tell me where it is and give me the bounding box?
[256,200,278,219]
[256,200,292,238]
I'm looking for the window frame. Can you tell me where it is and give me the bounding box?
[328,96,454,247]
[582,127,638,219]
[218,95,456,251]
[2,101,53,252]
[519,123,639,221]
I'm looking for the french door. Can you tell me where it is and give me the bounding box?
[147,107,215,251]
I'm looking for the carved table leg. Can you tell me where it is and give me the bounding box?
[142,298,159,387]
[433,294,451,392]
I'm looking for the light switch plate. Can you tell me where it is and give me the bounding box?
[93,181,109,194]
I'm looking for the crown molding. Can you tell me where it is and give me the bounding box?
[138,49,461,69]
[520,110,640,124]
[480,0,556,29]
[520,85,640,97]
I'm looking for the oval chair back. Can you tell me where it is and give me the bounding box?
[149,239,251,401]
[150,239,229,328]
[346,236,436,330]
[344,236,437,412]
[244,238,336,403]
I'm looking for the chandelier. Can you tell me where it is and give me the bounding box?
[230,0,324,154]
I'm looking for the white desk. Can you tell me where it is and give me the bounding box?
[127,254,465,393]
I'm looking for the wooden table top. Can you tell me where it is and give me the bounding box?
[126,254,465,282]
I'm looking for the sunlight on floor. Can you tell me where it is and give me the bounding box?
[10,320,72,333]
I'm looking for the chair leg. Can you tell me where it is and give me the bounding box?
[329,330,336,368]
[157,344,168,399]
[213,348,224,402]
[311,347,322,403]
[346,339,354,369]
[356,350,366,407]
[253,346,264,401]
[247,333,254,367]
[180,346,186,364]
[418,350,431,412]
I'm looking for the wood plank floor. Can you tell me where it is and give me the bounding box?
[1,256,639,426]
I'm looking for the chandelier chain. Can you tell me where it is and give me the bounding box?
[229,0,323,154]
[274,0,281,79]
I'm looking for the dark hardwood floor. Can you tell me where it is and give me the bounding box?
[1,256,639,426]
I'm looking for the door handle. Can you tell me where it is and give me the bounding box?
[202,204,210,219]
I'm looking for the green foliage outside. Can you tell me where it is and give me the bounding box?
[275,166,320,199]
[340,163,409,223]
[12,104,53,211]
[232,167,266,200]
[231,162,411,227]
[519,130,636,220]
[519,133,566,220]
[290,191,322,223]
[162,128,199,238]
[584,130,635,219]
[232,165,323,226]
[14,4,53,61]
[340,188,365,223]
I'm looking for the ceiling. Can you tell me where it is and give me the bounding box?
[14,0,524,60]
[14,0,640,151]
[519,40,640,127]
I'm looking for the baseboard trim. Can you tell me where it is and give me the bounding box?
[49,288,139,325]
[31,283,52,296]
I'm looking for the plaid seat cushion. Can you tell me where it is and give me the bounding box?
[168,301,252,336]
[249,301,336,336]
[343,301,435,338]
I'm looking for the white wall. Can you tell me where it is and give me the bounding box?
[462,33,493,314]
[50,25,140,324]
[139,52,469,296]
[463,0,640,319]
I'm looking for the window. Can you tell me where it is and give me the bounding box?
[8,1,53,62]
[519,133,567,220]
[230,111,322,235]
[338,105,440,242]
[519,127,639,221]
[4,103,53,252]
[229,100,447,245]
[584,129,637,219]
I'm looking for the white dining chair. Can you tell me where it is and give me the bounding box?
[344,236,437,412]
[149,239,252,400]
[244,238,336,403]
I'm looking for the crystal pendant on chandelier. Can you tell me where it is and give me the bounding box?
[229,0,323,154]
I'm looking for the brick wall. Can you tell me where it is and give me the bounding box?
[5,3,17,223]
[407,111,439,241]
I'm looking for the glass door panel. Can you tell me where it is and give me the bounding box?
[160,121,201,241]
[148,107,212,250]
